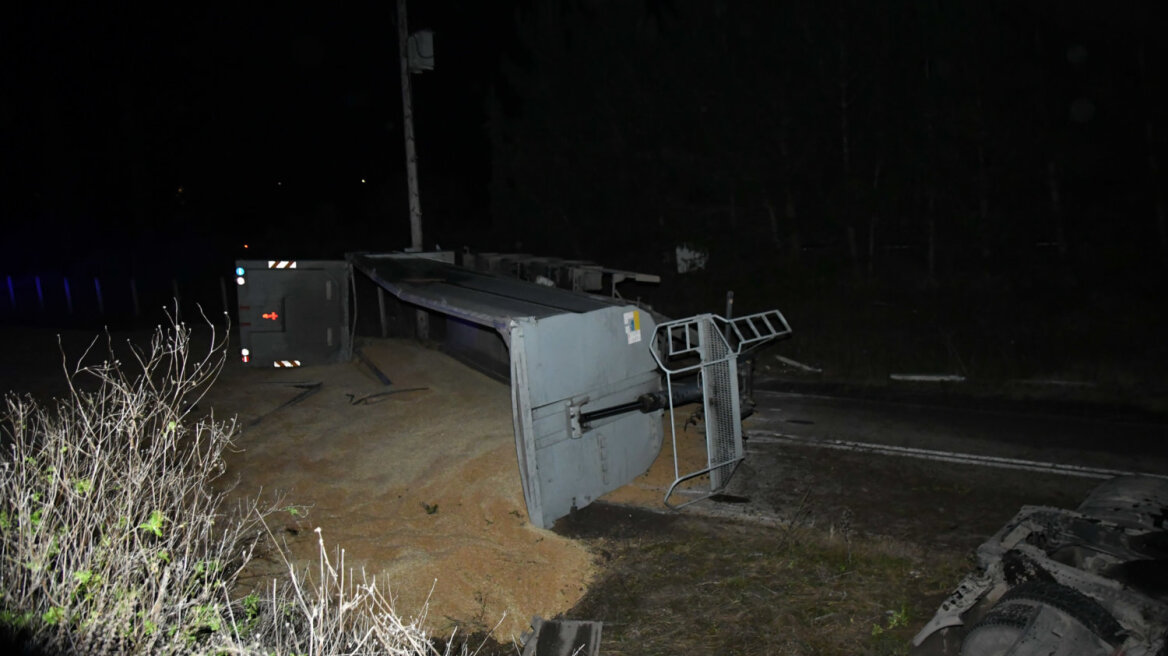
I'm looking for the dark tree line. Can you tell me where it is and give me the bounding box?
[486,0,1167,293]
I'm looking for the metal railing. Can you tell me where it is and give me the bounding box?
[650,310,792,509]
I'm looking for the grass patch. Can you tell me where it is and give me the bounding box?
[563,505,967,655]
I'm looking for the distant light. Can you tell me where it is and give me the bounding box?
[235,266,245,276]
[360,178,367,184]
[243,244,249,249]
[236,276,246,286]
[276,181,283,187]
[241,348,250,356]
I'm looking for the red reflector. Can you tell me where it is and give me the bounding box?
[242,355,250,363]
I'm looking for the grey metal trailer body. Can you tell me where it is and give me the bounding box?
[234,259,351,368]
[348,252,666,529]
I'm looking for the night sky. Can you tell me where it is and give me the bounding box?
[3,2,1166,295]
[2,3,509,274]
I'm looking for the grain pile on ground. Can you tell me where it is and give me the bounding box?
[206,338,598,641]
[601,403,712,508]
[0,327,722,644]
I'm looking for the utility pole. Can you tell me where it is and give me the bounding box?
[397,0,433,339]
[397,0,423,251]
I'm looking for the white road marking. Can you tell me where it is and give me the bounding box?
[746,430,1168,480]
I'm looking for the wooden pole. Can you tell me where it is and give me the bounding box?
[398,0,430,340]
[398,0,423,251]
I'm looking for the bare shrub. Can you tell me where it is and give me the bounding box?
[0,318,478,655]
[233,526,475,656]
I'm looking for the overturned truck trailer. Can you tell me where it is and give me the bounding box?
[235,252,791,529]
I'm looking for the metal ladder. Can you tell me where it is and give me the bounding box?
[649,310,792,509]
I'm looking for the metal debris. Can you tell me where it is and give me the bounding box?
[247,382,323,427]
[520,616,602,656]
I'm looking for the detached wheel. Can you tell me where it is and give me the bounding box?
[960,581,1123,656]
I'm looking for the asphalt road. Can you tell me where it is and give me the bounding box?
[745,387,1168,478]
[696,383,1168,551]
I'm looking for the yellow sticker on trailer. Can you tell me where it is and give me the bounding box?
[624,310,642,344]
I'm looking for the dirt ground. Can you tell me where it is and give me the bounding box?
[0,326,1134,653]
[197,335,1125,653]
[202,337,606,642]
[0,328,602,642]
